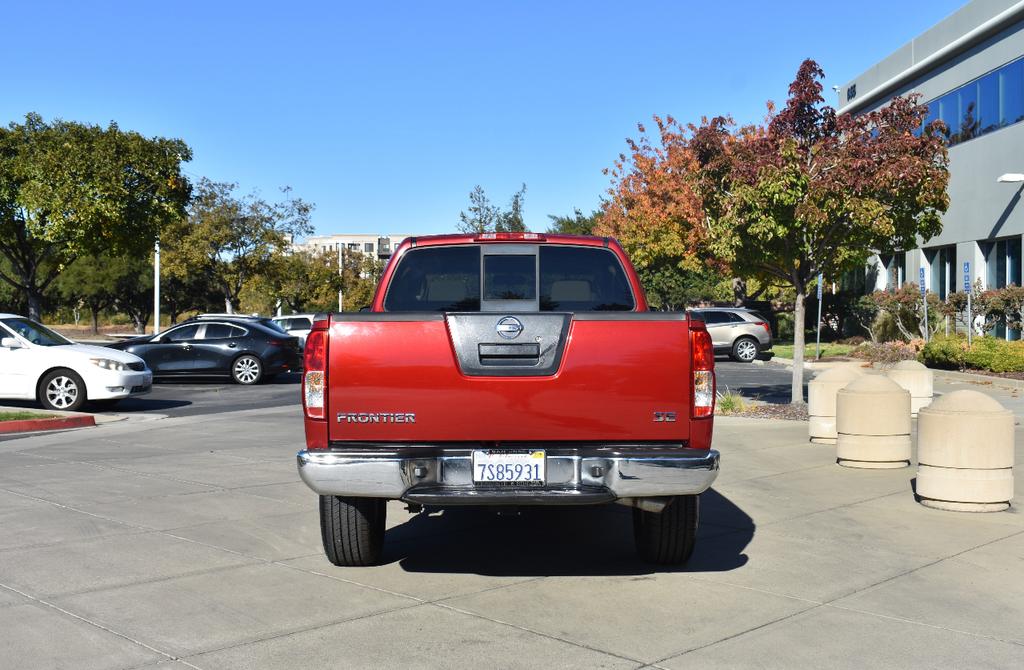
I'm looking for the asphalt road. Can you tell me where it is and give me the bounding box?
[0,373,303,443]
[715,359,807,404]
[112,372,303,417]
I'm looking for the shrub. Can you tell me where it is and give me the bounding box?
[716,389,746,414]
[918,335,1024,373]
[918,335,967,370]
[852,341,918,364]
[837,335,865,346]
[964,336,1024,373]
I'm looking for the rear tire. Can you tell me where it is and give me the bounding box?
[320,495,386,566]
[731,337,759,363]
[633,495,699,565]
[231,355,263,385]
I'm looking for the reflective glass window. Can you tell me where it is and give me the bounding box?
[954,82,978,143]
[203,324,234,339]
[1000,59,1024,127]
[165,325,199,342]
[384,246,481,312]
[1009,238,1022,286]
[484,255,536,301]
[937,93,957,141]
[539,246,634,311]
[978,71,1000,134]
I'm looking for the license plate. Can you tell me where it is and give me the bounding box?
[472,449,545,484]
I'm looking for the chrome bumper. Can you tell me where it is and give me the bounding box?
[296,448,719,504]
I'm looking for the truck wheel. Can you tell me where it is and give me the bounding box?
[633,494,699,565]
[319,495,386,566]
[731,337,759,363]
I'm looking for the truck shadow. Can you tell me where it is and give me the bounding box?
[385,488,753,577]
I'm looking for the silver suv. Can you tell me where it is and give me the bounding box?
[688,307,772,362]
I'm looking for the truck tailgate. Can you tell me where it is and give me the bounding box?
[326,313,694,443]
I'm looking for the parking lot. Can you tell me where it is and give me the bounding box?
[1,363,1023,668]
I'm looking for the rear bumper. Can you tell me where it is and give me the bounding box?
[296,447,719,504]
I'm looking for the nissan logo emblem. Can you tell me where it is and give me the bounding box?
[496,316,524,339]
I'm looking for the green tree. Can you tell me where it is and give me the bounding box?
[254,249,346,313]
[639,263,731,311]
[109,255,155,334]
[547,208,602,235]
[497,184,527,232]
[160,273,220,325]
[340,251,386,311]
[0,113,191,320]
[54,255,117,334]
[458,184,528,233]
[0,255,27,315]
[163,178,313,314]
[54,253,156,334]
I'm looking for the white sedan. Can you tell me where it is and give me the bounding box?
[0,314,152,412]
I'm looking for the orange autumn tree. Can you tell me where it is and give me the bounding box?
[598,116,734,307]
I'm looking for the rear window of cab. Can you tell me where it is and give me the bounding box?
[383,245,636,312]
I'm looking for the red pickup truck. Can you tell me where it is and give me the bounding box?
[297,233,719,566]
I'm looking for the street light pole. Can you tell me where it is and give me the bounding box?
[153,239,161,335]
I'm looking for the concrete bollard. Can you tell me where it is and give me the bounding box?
[916,390,1014,512]
[885,360,934,416]
[808,366,865,444]
[836,375,911,469]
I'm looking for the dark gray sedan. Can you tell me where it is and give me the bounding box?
[108,316,300,384]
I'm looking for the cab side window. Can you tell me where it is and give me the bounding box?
[164,325,199,342]
[203,324,234,339]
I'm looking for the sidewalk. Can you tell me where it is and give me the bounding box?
[0,408,1021,668]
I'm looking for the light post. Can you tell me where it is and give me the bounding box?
[153,239,161,335]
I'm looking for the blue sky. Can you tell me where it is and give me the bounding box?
[2,1,965,237]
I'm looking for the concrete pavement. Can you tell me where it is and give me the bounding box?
[0,404,1022,668]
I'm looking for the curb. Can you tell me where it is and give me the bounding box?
[0,414,96,434]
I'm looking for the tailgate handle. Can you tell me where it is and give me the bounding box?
[478,342,540,363]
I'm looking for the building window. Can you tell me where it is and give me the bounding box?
[984,237,1022,340]
[926,246,956,300]
[920,56,1024,146]
[984,237,1022,289]
[347,242,360,251]
[364,243,374,252]
[879,251,907,290]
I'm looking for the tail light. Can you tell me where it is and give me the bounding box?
[756,322,771,335]
[303,329,326,420]
[690,324,715,418]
